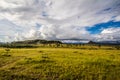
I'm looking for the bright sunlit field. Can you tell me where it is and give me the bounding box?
[0,47,120,80]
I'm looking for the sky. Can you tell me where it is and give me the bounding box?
[0,0,120,42]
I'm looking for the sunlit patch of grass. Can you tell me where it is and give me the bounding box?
[0,47,120,80]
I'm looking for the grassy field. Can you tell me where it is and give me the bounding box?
[0,47,120,80]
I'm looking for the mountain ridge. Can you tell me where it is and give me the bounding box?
[9,39,120,45]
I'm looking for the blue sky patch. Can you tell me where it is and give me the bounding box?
[86,21,120,34]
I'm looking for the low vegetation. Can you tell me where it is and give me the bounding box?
[0,45,120,80]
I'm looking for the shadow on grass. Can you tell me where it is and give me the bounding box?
[0,70,38,80]
[18,57,55,65]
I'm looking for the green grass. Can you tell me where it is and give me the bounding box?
[0,47,120,80]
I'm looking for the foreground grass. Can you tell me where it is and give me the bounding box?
[0,48,120,80]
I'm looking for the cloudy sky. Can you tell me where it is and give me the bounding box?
[0,0,120,42]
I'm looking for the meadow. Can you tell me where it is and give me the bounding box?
[0,45,120,80]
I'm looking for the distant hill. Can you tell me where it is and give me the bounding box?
[5,39,120,45]
[88,41,96,44]
[88,40,120,45]
[11,39,62,44]
[59,39,120,45]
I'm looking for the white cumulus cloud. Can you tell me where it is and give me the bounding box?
[95,27,120,41]
[0,0,120,42]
